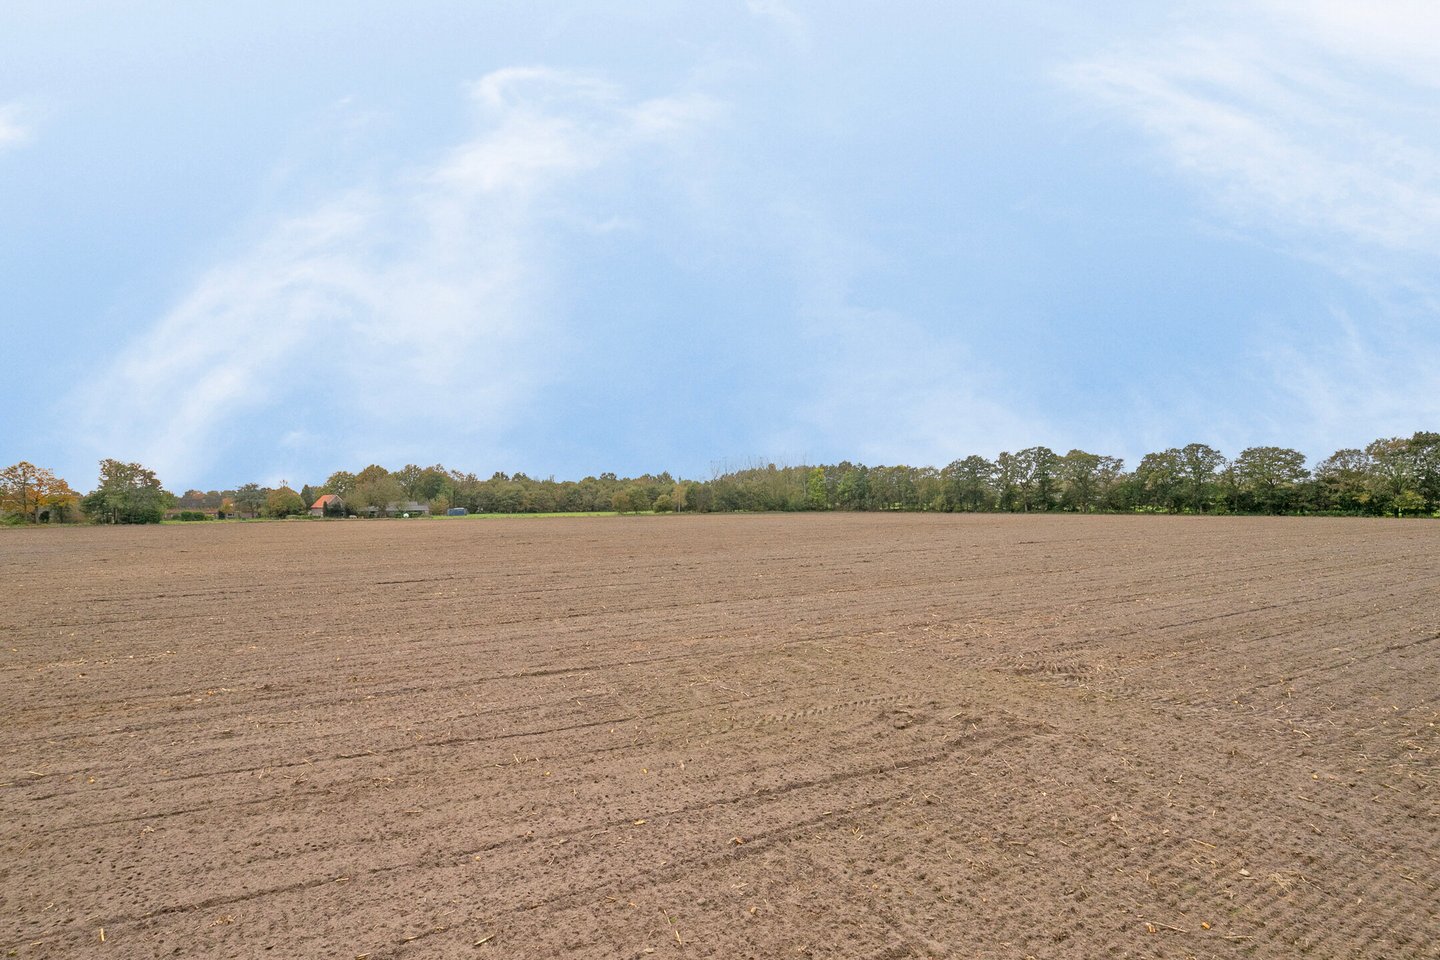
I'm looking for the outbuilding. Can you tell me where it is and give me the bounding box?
[310,494,346,517]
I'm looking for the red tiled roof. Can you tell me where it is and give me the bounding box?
[311,494,342,509]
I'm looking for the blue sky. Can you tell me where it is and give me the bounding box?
[3,2,1438,491]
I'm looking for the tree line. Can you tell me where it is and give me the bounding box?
[699,435,1437,517]
[171,465,688,519]
[2,431,1437,525]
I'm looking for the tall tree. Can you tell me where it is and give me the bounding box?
[1,461,45,521]
[355,464,391,487]
[1232,447,1310,514]
[40,478,80,522]
[80,460,170,524]
[1314,448,1374,514]
[1177,443,1226,513]
[233,483,267,518]
[1362,437,1416,515]
[1093,455,1126,511]
[943,456,996,512]
[1135,449,1183,512]
[350,475,405,515]
[1059,450,1098,513]
[1405,431,1440,510]
[834,467,869,510]
[995,452,1022,512]
[1,462,80,523]
[806,467,829,510]
[1015,446,1061,511]
[408,464,453,503]
[324,471,357,497]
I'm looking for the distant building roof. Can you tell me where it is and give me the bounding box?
[311,494,344,509]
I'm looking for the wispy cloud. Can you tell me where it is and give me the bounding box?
[1261,309,1440,449]
[1061,2,1440,448]
[1062,24,1440,259]
[766,206,1048,465]
[71,68,722,485]
[744,0,811,51]
[782,303,1048,467]
[0,102,32,152]
[1267,0,1440,87]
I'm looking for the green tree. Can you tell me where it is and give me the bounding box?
[995,452,1022,511]
[680,480,710,512]
[806,467,829,510]
[1135,449,1183,511]
[612,486,647,513]
[350,475,405,516]
[416,465,453,502]
[1314,448,1374,513]
[1405,432,1440,511]
[1059,451,1100,515]
[1178,443,1226,513]
[1394,489,1427,517]
[233,483,266,518]
[324,471,357,497]
[80,459,170,524]
[909,466,941,511]
[942,456,996,511]
[1233,446,1310,514]
[355,464,391,486]
[834,467,869,510]
[1094,455,1126,511]
[264,486,306,518]
[1015,446,1060,511]
[394,464,423,498]
[1364,437,1412,514]
[652,492,675,513]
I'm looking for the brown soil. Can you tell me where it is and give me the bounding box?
[1,514,1437,958]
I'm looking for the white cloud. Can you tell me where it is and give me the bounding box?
[745,0,810,50]
[1063,28,1440,258]
[0,102,32,151]
[72,68,721,485]
[1265,0,1440,87]
[1062,2,1440,446]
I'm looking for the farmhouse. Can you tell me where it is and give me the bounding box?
[309,494,346,517]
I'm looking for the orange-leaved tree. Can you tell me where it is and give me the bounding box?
[1,461,78,522]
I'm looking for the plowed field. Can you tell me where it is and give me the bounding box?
[2,514,1437,958]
